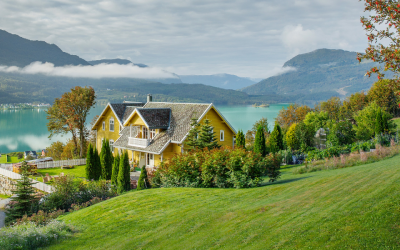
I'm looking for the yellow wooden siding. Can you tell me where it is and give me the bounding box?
[199,107,235,148]
[94,106,120,155]
[126,113,146,126]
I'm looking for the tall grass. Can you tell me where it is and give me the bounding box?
[294,144,400,174]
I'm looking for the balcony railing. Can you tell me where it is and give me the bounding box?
[128,137,150,148]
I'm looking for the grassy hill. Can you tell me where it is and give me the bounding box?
[49,154,400,249]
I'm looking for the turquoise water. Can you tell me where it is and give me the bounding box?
[0,104,288,153]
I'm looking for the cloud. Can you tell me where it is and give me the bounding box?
[281,24,318,55]
[0,62,178,79]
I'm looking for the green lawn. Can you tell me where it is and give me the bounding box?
[0,155,20,163]
[0,194,10,200]
[47,155,400,249]
[392,117,400,131]
[32,165,86,182]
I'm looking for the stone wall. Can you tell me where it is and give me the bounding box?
[0,175,15,196]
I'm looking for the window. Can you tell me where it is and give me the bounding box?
[220,130,225,141]
[102,121,105,130]
[110,140,114,152]
[143,127,148,139]
[109,118,114,132]
[150,129,156,139]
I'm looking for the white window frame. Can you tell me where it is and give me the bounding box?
[220,130,225,141]
[150,129,156,139]
[143,127,148,139]
[102,121,105,131]
[109,118,114,132]
[110,140,114,152]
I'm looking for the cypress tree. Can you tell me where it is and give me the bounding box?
[85,143,95,180]
[254,125,267,157]
[382,112,390,132]
[137,165,150,190]
[198,119,220,150]
[375,109,383,136]
[236,129,246,148]
[111,153,120,185]
[186,118,201,151]
[5,162,36,224]
[270,123,284,153]
[117,151,131,193]
[93,146,101,180]
[100,139,112,180]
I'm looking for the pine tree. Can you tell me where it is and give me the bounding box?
[100,139,112,180]
[186,118,201,151]
[93,146,101,180]
[117,151,131,193]
[236,129,246,148]
[375,108,383,136]
[254,125,267,157]
[198,119,220,150]
[270,123,284,153]
[5,162,36,224]
[111,153,120,185]
[85,143,95,180]
[137,165,150,190]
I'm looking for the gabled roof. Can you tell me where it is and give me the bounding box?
[136,108,171,129]
[92,102,145,130]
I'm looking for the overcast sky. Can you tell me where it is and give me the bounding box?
[0,0,369,78]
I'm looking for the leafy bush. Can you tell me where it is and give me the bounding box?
[15,210,65,226]
[151,147,281,189]
[0,220,74,250]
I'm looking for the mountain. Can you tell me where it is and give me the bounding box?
[88,59,148,68]
[0,29,89,67]
[179,73,256,90]
[241,49,385,105]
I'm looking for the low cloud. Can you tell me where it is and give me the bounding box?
[268,66,297,77]
[0,62,178,79]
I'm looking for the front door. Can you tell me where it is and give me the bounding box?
[146,153,154,167]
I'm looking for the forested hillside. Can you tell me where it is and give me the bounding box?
[179,73,256,90]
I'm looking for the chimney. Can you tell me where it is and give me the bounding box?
[147,94,153,103]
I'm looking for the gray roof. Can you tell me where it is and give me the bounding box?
[110,103,145,123]
[137,108,171,129]
[114,102,211,154]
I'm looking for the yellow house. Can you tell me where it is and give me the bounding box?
[92,96,237,170]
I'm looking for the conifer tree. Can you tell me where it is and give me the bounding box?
[93,146,101,180]
[186,118,201,151]
[6,162,36,224]
[100,139,112,180]
[85,143,95,180]
[117,151,131,193]
[111,153,120,185]
[236,129,246,148]
[254,125,267,157]
[198,119,220,150]
[375,109,383,136]
[270,123,284,153]
[137,165,150,190]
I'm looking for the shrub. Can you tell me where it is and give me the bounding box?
[151,147,281,189]
[15,210,65,226]
[137,166,150,190]
[117,151,130,193]
[0,220,74,250]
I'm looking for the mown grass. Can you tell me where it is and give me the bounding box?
[0,194,10,200]
[31,165,86,182]
[49,156,400,249]
[0,155,20,163]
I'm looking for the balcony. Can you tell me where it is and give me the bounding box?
[128,137,150,148]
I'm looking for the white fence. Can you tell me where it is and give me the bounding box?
[0,168,54,193]
[0,164,12,171]
[36,158,86,169]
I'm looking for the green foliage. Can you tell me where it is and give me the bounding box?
[5,162,36,224]
[186,118,201,150]
[303,111,329,133]
[137,166,150,190]
[111,154,120,186]
[117,151,131,193]
[93,147,101,181]
[235,129,245,148]
[198,119,220,150]
[269,123,284,153]
[85,144,95,180]
[254,125,267,157]
[100,139,113,180]
[285,123,299,150]
[326,120,355,147]
[152,147,281,189]
[375,108,384,136]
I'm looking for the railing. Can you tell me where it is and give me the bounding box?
[36,158,86,169]
[0,164,13,171]
[128,137,150,148]
[0,168,54,193]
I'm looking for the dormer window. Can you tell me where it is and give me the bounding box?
[102,121,105,130]
[109,118,114,132]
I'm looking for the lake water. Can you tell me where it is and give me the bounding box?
[0,104,288,153]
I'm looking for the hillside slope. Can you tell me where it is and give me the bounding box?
[0,29,89,67]
[50,155,400,249]
[241,49,386,105]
